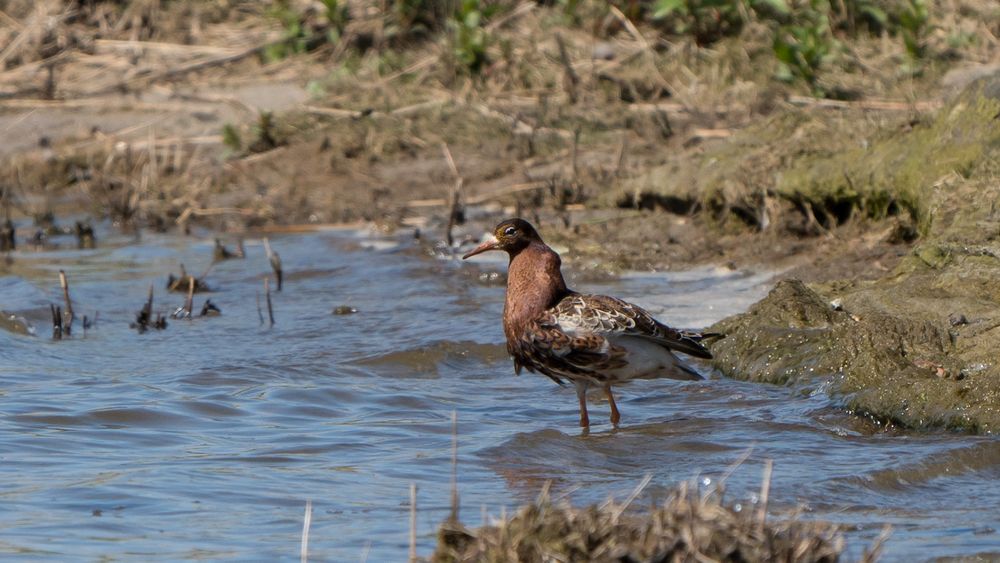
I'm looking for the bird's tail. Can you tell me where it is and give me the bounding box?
[674,361,705,381]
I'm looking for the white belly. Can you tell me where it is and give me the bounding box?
[605,336,702,383]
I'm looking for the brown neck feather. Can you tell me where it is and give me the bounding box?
[503,241,569,341]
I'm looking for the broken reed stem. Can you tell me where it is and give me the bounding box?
[185,276,195,318]
[757,459,773,532]
[450,410,459,522]
[409,483,418,563]
[59,269,74,332]
[612,473,653,524]
[256,290,264,325]
[571,127,580,182]
[50,303,62,340]
[554,33,579,104]
[197,259,217,282]
[144,284,154,320]
[720,446,756,486]
[264,277,275,327]
[300,499,313,563]
[264,238,283,291]
[446,187,461,249]
[614,132,628,178]
[863,524,894,562]
[442,143,464,249]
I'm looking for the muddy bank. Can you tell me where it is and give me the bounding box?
[709,76,1000,433]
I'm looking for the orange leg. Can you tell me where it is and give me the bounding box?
[575,381,590,428]
[604,384,621,426]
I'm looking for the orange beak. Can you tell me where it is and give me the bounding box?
[462,236,500,259]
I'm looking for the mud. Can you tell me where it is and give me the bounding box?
[709,76,1000,433]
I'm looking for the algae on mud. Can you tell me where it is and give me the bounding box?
[626,78,1000,237]
[707,76,1000,434]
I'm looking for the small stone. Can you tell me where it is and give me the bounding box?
[592,42,615,61]
[830,298,843,311]
[949,313,968,326]
[332,305,358,315]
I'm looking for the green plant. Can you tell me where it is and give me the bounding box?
[772,2,835,92]
[899,0,929,59]
[248,112,280,154]
[830,0,888,34]
[559,0,583,24]
[651,0,789,45]
[221,124,242,153]
[451,0,490,74]
[320,0,350,43]
[394,0,452,39]
[263,0,349,62]
[264,1,310,62]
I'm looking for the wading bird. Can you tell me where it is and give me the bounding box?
[463,218,714,428]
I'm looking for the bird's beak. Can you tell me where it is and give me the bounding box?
[462,236,499,259]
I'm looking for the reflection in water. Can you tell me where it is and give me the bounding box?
[0,226,998,560]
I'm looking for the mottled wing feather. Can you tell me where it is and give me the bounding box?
[550,294,713,359]
[509,315,628,385]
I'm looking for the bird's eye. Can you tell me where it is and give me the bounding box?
[503,226,517,236]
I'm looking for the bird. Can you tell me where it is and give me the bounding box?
[463,218,714,428]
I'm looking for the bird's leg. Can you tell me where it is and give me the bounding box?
[575,380,590,428]
[604,384,621,426]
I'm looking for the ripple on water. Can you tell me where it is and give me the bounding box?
[351,340,508,378]
[836,440,1000,494]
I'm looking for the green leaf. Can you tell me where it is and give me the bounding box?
[772,35,795,65]
[860,6,888,28]
[653,0,687,20]
[753,0,789,15]
[464,10,480,28]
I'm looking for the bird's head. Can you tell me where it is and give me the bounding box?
[462,218,543,259]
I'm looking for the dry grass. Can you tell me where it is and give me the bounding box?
[1,0,999,237]
[430,479,884,563]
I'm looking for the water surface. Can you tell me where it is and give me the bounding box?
[1,226,998,561]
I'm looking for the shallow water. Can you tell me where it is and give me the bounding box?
[1,226,998,561]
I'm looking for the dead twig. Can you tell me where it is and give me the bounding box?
[786,95,942,112]
[554,33,579,105]
[264,277,275,327]
[263,238,283,292]
[756,459,774,533]
[862,524,893,562]
[406,181,547,208]
[302,98,450,121]
[89,37,313,96]
[131,285,168,333]
[256,290,264,326]
[300,500,313,563]
[93,39,240,56]
[59,269,74,334]
[450,410,459,522]
[613,132,628,178]
[409,483,418,563]
[185,276,195,318]
[611,474,653,524]
[442,143,465,249]
[50,303,62,340]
